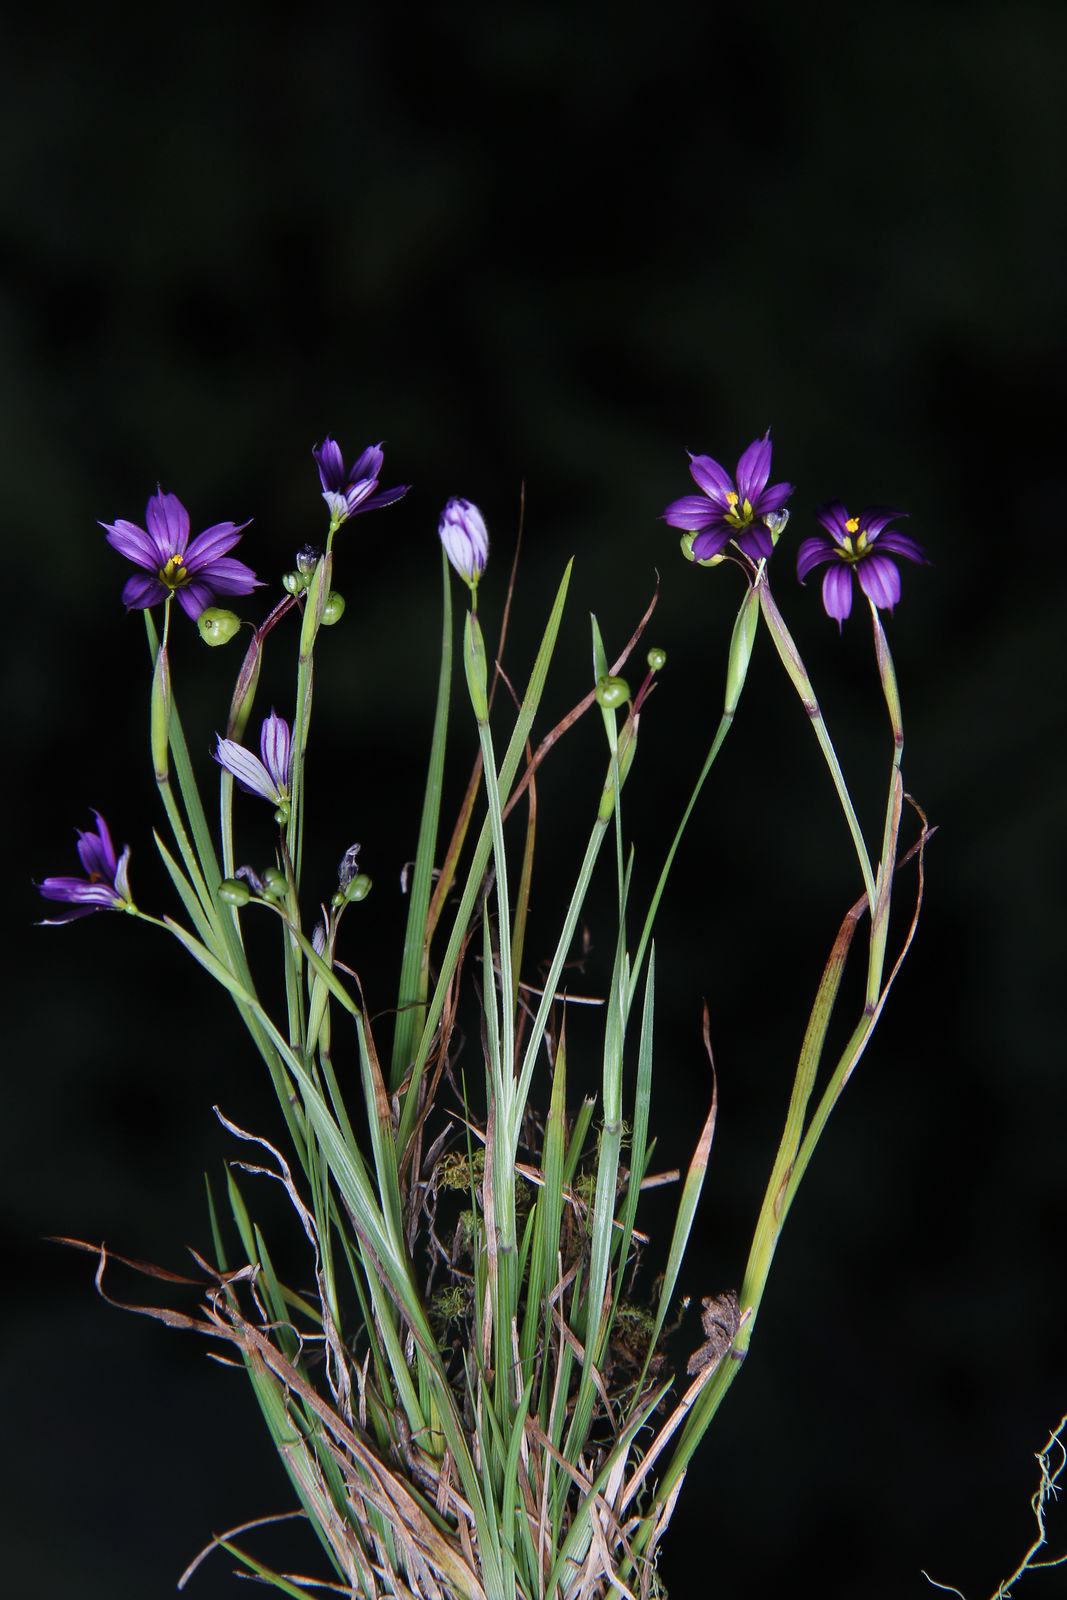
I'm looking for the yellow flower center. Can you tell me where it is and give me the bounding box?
[838,522,870,564]
[724,490,754,530]
[160,554,190,589]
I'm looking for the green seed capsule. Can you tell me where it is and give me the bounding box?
[198,608,241,646]
[218,878,251,907]
[283,570,311,596]
[321,591,346,626]
[262,867,288,898]
[595,674,630,710]
[646,647,666,671]
[344,872,372,903]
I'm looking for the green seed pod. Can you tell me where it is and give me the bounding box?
[321,591,346,626]
[218,878,251,907]
[646,646,666,672]
[681,530,725,567]
[282,570,310,596]
[273,801,291,825]
[261,867,288,899]
[344,872,372,903]
[595,674,630,710]
[197,607,242,646]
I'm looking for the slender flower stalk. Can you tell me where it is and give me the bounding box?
[102,489,261,621]
[37,811,134,921]
[312,437,409,532]
[663,431,793,561]
[796,501,926,625]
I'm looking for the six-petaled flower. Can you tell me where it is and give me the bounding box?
[312,438,409,530]
[102,490,262,621]
[215,710,293,807]
[37,811,134,923]
[663,432,794,562]
[438,497,489,587]
[796,502,926,626]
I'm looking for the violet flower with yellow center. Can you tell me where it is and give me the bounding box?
[37,810,134,922]
[663,431,793,562]
[797,501,926,626]
[102,489,262,621]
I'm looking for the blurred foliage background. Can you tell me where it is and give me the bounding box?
[3,2,1065,1596]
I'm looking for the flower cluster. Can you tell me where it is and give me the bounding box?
[664,433,927,622]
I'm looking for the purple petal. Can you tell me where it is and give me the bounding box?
[753,480,793,516]
[76,811,118,879]
[354,484,409,514]
[347,442,384,485]
[814,501,853,543]
[183,520,252,570]
[687,453,734,503]
[858,506,907,539]
[259,711,291,790]
[734,434,772,503]
[144,491,190,558]
[822,565,854,624]
[215,737,280,801]
[734,522,774,560]
[101,518,159,569]
[663,494,717,531]
[175,582,215,620]
[856,553,902,611]
[871,528,926,565]
[796,535,835,582]
[120,572,169,611]
[690,523,732,560]
[313,438,345,491]
[194,557,262,596]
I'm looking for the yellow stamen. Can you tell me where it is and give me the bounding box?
[725,491,739,508]
[845,516,860,534]
[161,554,189,588]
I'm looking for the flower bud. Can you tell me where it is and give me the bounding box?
[218,877,251,907]
[595,674,630,710]
[439,497,489,588]
[646,647,666,672]
[197,607,241,646]
[321,591,346,626]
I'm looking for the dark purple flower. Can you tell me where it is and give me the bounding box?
[37,810,133,922]
[797,502,927,626]
[215,709,291,805]
[439,497,489,586]
[312,438,409,529]
[102,489,262,621]
[663,432,794,562]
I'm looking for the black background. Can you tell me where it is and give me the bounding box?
[4,3,1066,1596]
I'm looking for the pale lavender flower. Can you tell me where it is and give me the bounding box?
[438,497,489,586]
[37,811,133,922]
[312,438,409,528]
[663,432,793,561]
[102,489,261,621]
[215,710,292,805]
[797,502,926,626]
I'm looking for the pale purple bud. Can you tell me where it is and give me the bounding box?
[438,498,489,587]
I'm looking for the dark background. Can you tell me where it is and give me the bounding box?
[4,3,1066,1596]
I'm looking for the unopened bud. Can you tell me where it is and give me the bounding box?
[439,497,489,588]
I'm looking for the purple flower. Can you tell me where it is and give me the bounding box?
[663,432,794,562]
[312,438,409,529]
[102,489,262,621]
[438,497,489,586]
[215,709,292,805]
[797,502,927,626]
[37,810,133,922]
